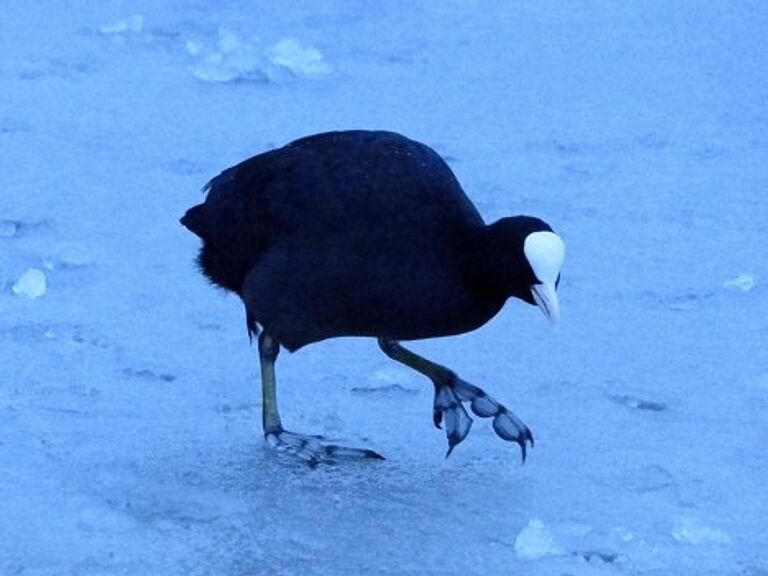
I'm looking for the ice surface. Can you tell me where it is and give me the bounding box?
[1,1,767,575]
[11,268,46,299]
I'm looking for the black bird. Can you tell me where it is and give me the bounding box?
[181,130,564,465]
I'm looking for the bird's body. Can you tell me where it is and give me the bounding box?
[182,130,564,464]
[184,131,503,350]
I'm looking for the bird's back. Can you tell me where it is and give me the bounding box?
[248,131,481,251]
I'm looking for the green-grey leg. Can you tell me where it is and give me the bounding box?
[258,332,384,466]
[378,338,534,461]
[259,332,283,434]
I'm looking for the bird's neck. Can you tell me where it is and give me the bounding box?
[464,221,525,302]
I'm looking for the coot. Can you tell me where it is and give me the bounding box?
[181,130,564,464]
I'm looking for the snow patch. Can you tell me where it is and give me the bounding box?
[672,516,731,545]
[188,30,332,84]
[608,393,667,412]
[188,29,267,83]
[371,367,406,384]
[266,38,333,79]
[43,242,93,270]
[514,519,631,565]
[357,367,420,394]
[78,504,135,533]
[747,373,768,391]
[0,219,55,239]
[100,15,145,36]
[723,273,756,292]
[0,220,20,238]
[622,465,676,494]
[12,268,47,299]
[350,383,419,396]
[514,518,562,560]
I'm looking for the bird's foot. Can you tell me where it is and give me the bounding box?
[264,428,385,467]
[433,374,534,461]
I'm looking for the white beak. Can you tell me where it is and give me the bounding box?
[531,282,560,324]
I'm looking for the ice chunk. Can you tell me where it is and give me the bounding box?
[0,220,20,238]
[217,28,241,54]
[191,53,241,83]
[515,519,628,563]
[514,518,562,560]
[614,526,635,543]
[0,218,55,238]
[43,242,92,270]
[190,29,266,84]
[747,373,768,391]
[672,516,730,545]
[188,32,330,84]
[12,268,47,299]
[185,40,203,56]
[350,383,419,396]
[723,273,756,292]
[266,38,332,79]
[609,393,667,412]
[100,15,144,36]
[622,464,676,494]
[371,367,409,383]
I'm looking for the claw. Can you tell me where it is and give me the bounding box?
[443,399,473,458]
[433,384,455,430]
[492,409,534,463]
[433,408,443,429]
[432,382,444,428]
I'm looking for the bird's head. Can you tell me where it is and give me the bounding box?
[476,216,565,323]
[523,228,565,323]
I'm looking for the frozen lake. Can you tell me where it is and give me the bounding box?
[1,2,766,574]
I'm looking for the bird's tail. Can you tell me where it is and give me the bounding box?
[180,204,208,238]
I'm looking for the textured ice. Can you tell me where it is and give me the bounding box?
[1,2,767,575]
[11,268,46,299]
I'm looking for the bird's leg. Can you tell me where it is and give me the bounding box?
[378,338,534,461]
[259,332,283,434]
[257,332,384,466]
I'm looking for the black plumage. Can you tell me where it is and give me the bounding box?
[183,130,548,349]
[181,130,563,463]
